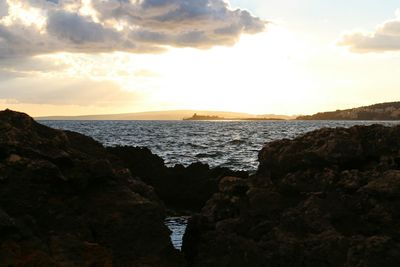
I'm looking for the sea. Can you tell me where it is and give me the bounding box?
[40,119,400,250]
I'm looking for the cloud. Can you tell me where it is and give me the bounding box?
[93,0,265,48]
[338,11,400,53]
[47,10,119,44]
[0,56,67,85]
[0,56,67,73]
[0,0,8,18]
[0,0,266,110]
[0,0,266,61]
[0,23,55,59]
[0,70,26,81]
[0,77,140,106]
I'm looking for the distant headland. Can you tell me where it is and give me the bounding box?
[183,113,285,121]
[33,101,400,121]
[297,101,400,120]
[36,110,296,121]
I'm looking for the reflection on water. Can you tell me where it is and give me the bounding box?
[165,217,189,250]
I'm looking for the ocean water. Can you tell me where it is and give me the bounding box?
[39,120,399,250]
[40,120,399,172]
[164,217,189,250]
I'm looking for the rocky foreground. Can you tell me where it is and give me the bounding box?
[107,146,247,213]
[0,110,184,266]
[183,125,400,266]
[1,109,400,267]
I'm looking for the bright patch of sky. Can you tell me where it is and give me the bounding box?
[231,0,400,29]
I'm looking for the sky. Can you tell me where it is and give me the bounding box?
[1,0,400,116]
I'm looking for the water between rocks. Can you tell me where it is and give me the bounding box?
[164,217,189,250]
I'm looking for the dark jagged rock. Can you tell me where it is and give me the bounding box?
[107,146,248,212]
[0,110,184,267]
[182,124,400,267]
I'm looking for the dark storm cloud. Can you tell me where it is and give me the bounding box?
[339,14,400,53]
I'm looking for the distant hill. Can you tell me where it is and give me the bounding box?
[297,102,400,120]
[36,110,296,121]
[257,114,297,120]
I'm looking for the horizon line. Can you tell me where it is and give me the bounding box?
[32,109,300,119]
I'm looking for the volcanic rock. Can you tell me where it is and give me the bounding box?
[107,146,248,212]
[0,109,184,267]
[182,125,400,267]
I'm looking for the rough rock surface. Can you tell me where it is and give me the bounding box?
[182,125,400,267]
[0,110,184,267]
[107,146,248,212]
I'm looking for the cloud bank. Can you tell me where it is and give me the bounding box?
[339,11,400,53]
[0,0,8,18]
[0,0,266,59]
[0,77,139,106]
[0,0,265,110]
